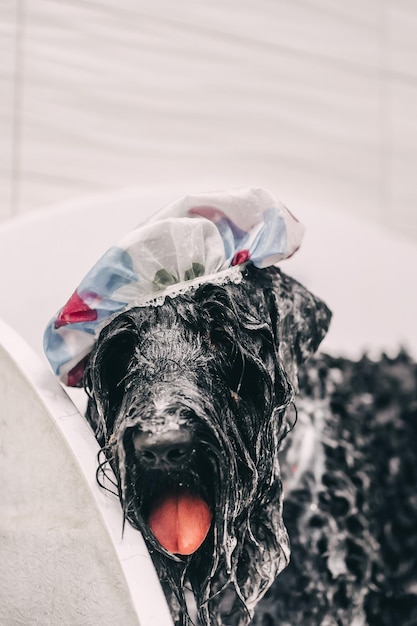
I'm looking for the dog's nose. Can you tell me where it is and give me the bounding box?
[133,429,194,469]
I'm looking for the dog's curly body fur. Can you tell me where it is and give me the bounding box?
[84,265,417,625]
[256,351,417,626]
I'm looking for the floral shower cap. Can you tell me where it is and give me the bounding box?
[44,187,304,386]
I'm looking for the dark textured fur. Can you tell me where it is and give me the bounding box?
[255,351,417,625]
[84,265,417,625]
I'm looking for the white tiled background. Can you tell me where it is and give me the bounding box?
[1,0,416,242]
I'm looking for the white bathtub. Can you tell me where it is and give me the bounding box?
[0,187,415,624]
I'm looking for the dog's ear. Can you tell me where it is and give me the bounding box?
[85,321,138,439]
[267,268,332,388]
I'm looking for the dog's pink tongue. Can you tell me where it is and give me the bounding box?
[148,488,211,555]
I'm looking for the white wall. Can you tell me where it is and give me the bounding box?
[1,0,417,242]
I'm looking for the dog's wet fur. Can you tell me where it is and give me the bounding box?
[84,265,417,625]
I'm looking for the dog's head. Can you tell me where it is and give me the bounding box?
[84,265,331,625]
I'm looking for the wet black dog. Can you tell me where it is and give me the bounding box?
[84,264,417,625]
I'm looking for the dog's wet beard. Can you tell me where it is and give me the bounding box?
[84,266,331,625]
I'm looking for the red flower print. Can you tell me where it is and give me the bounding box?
[232,249,251,266]
[55,291,98,329]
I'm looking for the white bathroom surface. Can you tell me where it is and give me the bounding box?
[286,201,417,360]
[2,1,417,245]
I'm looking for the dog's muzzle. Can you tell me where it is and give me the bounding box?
[132,427,212,556]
